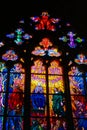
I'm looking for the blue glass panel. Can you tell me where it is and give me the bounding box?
[6,117,23,130]
[0,117,3,129]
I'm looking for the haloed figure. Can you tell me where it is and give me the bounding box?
[52,87,65,117]
[31,83,46,110]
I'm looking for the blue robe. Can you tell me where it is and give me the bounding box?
[31,92,46,109]
[31,86,46,110]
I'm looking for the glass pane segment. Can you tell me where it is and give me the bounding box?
[30,117,47,129]
[71,96,87,118]
[68,66,85,95]
[0,93,5,115]
[7,93,24,116]
[0,117,3,130]
[31,74,46,116]
[6,117,23,130]
[69,75,85,95]
[50,118,67,130]
[48,60,63,74]
[10,63,25,73]
[2,50,18,61]
[31,60,46,74]
[0,62,7,72]
[48,75,64,94]
[49,94,66,117]
[9,73,25,92]
[0,73,7,92]
[31,74,46,93]
[73,118,87,130]
[30,93,47,116]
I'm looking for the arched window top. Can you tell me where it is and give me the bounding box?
[31,59,46,74]
[48,60,63,74]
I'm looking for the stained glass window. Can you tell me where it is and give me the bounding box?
[0,11,87,129]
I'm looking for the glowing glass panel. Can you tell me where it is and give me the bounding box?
[48,75,65,117]
[75,54,87,64]
[48,75,64,93]
[9,63,25,92]
[71,95,87,118]
[31,75,46,116]
[30,11,60,31]
[48,60,62,74]
[0,93,5,115]
[32,46,45,56]
[9,73,25,92]
[7,93,24,116]
[73,117,87,129]
[10,63,25,73]
[6,28,32,45]
[31,75,46,93]
[32,38,61,57]
[0,117,3,129]
[0,62,7,118]
[0,73,7,92]
[2,50,18,61]
[31,60,45,74]
[6,117,23,130]
[0,62,7,72]
[68,66,85,95]
[6,63,25,117]
[0,42,4,47]
[49,93,66,117]
[50,118,67,129]
[68,66,87,129]
[59,31,84,48]
[30,118,47,129]
[39,38,52,50]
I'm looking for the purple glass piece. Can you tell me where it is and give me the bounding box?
[67,32,76,48]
